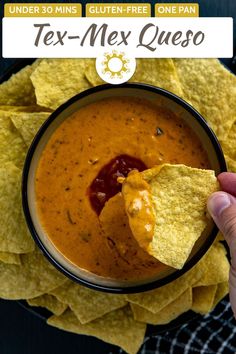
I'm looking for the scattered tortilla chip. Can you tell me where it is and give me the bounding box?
[0,251,21,265]
[51,281,127,324]
[174,59,236,141]
[215,232,224,242]
[85,59,183,97]
[31,59,92,110]
[27,294,67,316]
[0,105,52,113]
[133,59,183,97]
[126,259,203,313]
[84,59,102,86]
[122,164,219,269]
[131,288,192,325]
[221,121,236,159]
[0,61,40,106]
[10,112,50,146]
[0,111,27,168]
[192,285,217,315]
[212,282,229,308]
[0,162,34,253]
[225,154,236,173]
[0,250,66,299]
[47,306,146,354]
[195,243,229,286]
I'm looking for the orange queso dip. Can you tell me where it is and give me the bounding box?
[35,97,209,281]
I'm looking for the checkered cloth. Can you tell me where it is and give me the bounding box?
[118,296,236,354]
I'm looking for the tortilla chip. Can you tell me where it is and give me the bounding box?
[0,162,34,254]
[31,59,92,110]
[212,282,229,308]
[0,250,66,299]
[85,59,183,97]
[215,232,224,242]
[0,251,21,265]
[192,285,217,315]
[84,59,102,86]
[50,281,127,324]
[174,59,236,141]
[126,259,203,313]
[0,61,40,106]
[10,112,50,146]
[221,121,236,159]
[27,294,67,316]
[195,242,229,286]
[47,306,146,354]
[133,59,183,97]
[225,154,236,173]
[122,164,219,269]
[0,111,27,168]
[0,105,51,113]
[131,288,192,325]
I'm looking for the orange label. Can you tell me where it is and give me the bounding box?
[4,3,82,17]
[86,3,151,17]
[155,3,199,17]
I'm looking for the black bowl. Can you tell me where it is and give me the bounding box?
[22,83,226,293]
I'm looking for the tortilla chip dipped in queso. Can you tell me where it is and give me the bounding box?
[121,164,219,269]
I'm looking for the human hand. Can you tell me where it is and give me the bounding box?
[207,172,236,318]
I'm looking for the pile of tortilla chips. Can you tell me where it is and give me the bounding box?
[0,58,235,354]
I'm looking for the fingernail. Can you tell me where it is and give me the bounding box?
[207,192,231,218]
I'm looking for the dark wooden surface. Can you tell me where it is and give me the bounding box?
[0,1,236,354]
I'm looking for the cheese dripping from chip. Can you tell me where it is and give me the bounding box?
[121,164,219,269]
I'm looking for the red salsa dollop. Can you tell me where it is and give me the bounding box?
[88,154,147,215]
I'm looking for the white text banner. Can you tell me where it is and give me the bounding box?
[2,17,233,58]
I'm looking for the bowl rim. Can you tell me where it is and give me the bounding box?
[22,82,227,294]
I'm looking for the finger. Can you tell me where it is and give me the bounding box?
[207,191,236,318]
[207,192,236,263]
[218,172,236,197]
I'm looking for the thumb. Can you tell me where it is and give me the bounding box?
[207,191,236,318]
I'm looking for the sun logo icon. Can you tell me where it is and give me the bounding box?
[102,51,129,79]
[96,50,136,84]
